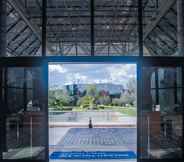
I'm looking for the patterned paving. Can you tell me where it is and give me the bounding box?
[57,128,136,149]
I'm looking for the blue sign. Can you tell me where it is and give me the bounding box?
[50,151,136,160]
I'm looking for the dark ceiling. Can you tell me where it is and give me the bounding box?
[5,0,177,56]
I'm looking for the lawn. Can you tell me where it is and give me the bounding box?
[115,107,136,116]
[50,105,137,117]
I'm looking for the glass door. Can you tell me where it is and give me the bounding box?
[0,60,48,161]
[48,63,137,161]
[139,62,183,161]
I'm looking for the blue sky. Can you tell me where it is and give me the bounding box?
[49,64,136,88]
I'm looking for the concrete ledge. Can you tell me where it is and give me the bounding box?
[49,123,136,128]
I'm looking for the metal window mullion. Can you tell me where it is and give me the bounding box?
[181,65,184,158]
[18,37,38,55]
[163,17,177,32]
[154,27,176,52]
[174,69,178,104]
[157,25,177,44]
[23,41,40,56]
[23,69,27,111]
[138,0,143,57]
[11,31,33,52]
[6,17,21,33]
[7,25,28,46]
[147,34,168,55]
[27,45,40,56]
[155,69,159,104]
[145,37,160,55]
[6,8,14,17]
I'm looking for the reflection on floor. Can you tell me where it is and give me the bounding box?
[149,135,182,158]
[3,147,44,159]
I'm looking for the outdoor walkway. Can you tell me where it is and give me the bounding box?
[49,127,137,161]
[49,116,137,128]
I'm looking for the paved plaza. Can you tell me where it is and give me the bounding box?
[59,128,136,149]
[49,127,137,161]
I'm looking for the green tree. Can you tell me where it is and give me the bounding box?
[77,96,95,110]
[119,94,135,106]
[112,98,122,106]
[48,89,73,110]
[126,78,136,95]
[97,96,111,105]
[112,78,136,106]
[86,85,97,97]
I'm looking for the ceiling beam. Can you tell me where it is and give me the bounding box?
[143,0,176,39]
[8,0,56,55]
[8,0,41,41]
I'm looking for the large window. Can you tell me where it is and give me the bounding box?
[0,0,184,162]
[140,65,183,159]
[93,0,139,56]
[0,0,42,57]
[49,63,137,161]
[143,0,183,56]
[0,0,184,57]
[0,66,47,160]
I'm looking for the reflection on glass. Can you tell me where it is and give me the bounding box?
[143,1,179,57]
[46,0,91,56]
[158,68,182,88]
[141,67,183,159]
[0,67,45,159]
[94,0,139,56]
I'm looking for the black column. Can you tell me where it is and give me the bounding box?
[138,0,143,57]
[0,1,6,157]
[0,68,3,159]
[0,68,7,158]
[0,0,7,57]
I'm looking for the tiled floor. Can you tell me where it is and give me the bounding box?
[49,127,137,161]
[58,128,136,150]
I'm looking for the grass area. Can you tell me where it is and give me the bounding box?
[95,105,136,116]
[114,107,136,116]
[49,105,137,117]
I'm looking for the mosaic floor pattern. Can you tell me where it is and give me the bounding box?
[57,128,136,149]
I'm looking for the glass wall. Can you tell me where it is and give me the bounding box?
[46,0,91,56]
[140,65,183,159]
[93,0,139,56]
[1,0,184,57]
[46,0,139,56]
[0,0,42,57]
[48,63,137,161]
[143,0,184,56]
[0,66,46,159]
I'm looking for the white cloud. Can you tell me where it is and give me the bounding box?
[49,65,67,73]
[64,73,110,85]
[74,73,88,82]
[65,73,89,84]
[49,64,136,87]
[107,65,126,80]
[106,64,136,84]
[93,79,109,84]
